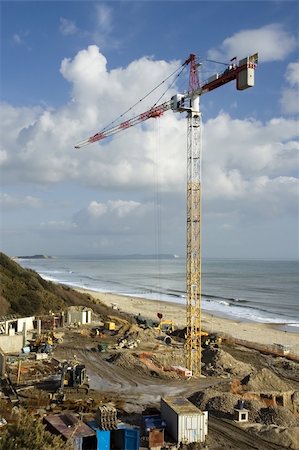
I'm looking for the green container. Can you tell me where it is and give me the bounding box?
[98,343,108,352]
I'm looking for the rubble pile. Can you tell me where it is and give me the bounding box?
[193,386,299,428]
[151,348,186,369]
[240,368,292,391]
[242,398,267,421]
[202,348,253,377]
[192,388,240,418]
[257,406,299,427]
[106,352,159,377]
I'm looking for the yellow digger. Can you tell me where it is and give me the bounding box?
[201,331,222,348]
[155,319,175,334]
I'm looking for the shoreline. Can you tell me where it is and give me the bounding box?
[77,288,299,356]
[69,284,299,332]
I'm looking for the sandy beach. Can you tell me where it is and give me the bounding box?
[78,289,299,356]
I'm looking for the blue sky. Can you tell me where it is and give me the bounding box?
[1,1,298,258]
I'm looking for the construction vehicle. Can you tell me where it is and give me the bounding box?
[134,314,159,329]
[54,360,89,402]
[75,52,258,376]
[201,332,222,348]
[28,331,63,353]
[155,319,175,334]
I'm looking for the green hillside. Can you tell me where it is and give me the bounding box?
[0,252,98,317]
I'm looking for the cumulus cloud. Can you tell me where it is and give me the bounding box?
[85,199,151,221]
[87,201,107,217]
[59,18,78,36]
[107,200,140,218]
[1,46,182,188]
[0,193,41,209]
[280,61,299,114]
[208,24,296,62]
[1,45,298,232]
[72,198,156,236]
[285,62,299,86]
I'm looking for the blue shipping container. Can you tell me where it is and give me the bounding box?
[86,421,110,450]
[96,430,110,450]
[111,426,140,450]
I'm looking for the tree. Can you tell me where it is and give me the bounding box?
[0,410,73,450]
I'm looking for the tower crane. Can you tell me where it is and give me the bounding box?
[75,52,258,376]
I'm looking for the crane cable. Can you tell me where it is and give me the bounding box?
[100,60,189,133]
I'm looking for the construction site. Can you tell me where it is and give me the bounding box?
[1,53,298,449]
[0,302,299,450]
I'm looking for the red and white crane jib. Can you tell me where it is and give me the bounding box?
[74,100,172,148]
[74,53,258,149]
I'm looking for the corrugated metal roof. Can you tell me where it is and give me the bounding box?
[44,414,95,440]
[162,396,204,415]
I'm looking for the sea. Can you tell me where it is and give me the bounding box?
[17,255,299,331]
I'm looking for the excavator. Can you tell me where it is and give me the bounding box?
[53,360,89,402]
[155,319,175,334]
[201,331,222,348]
[28,331,63,353]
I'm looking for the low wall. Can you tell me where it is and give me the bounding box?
[0,335,24,354]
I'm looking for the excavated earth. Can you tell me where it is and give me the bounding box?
[2,311,299,450]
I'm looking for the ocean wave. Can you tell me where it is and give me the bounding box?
[18,258,298,328]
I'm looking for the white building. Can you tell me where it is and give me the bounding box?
[0,315,34,335]
[0,315,35,353]
[65,306,92,326]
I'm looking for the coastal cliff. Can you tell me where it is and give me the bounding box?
[0,252,94,317]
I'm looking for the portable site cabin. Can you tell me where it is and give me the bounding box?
[161,396,208,444]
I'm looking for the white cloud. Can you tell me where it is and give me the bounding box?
[59,18,78,36]
[208,24,296,62]
[57,5,118,50]
[0,149,8,165]
[95,4,112,32]
[0,46,182,188]
[0,193,41,209]
[107,200,140,218]
[285,62,299,86]
[280,61,299,114]
[1,46,298,232]
[280,89,299,115]
[87,201,107,217]
[12,30,30,49]
[91,4,120,49]
[71,198,157,243]
[86,199,150,220]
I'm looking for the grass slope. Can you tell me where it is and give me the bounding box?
[0,252,97,317]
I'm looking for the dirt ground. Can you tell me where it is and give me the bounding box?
[2,308,299,450]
